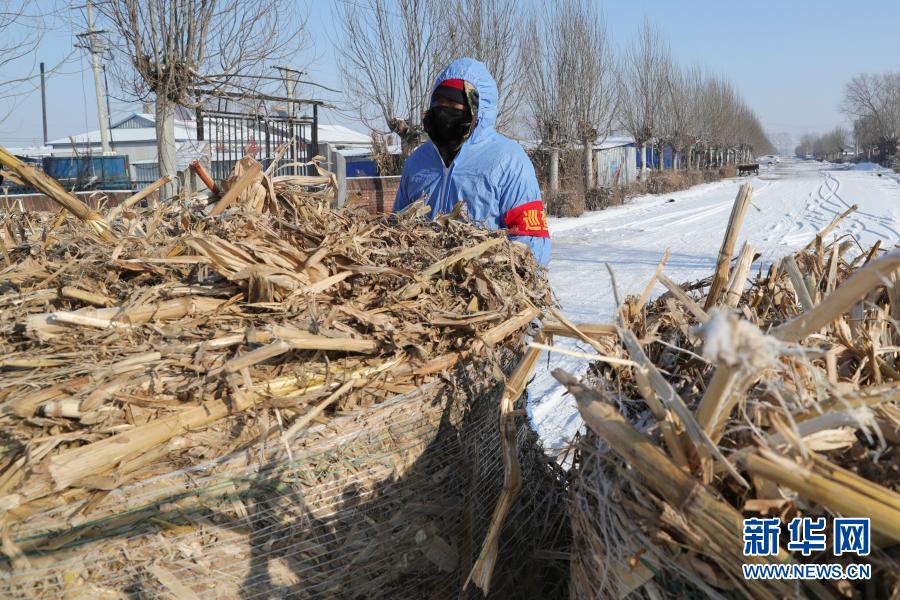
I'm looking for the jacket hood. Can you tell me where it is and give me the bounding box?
[432,58,498,143]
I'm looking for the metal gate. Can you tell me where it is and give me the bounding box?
[197,106,318,181]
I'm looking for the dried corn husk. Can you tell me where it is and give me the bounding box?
[0,151,559,598]
[563,185,900,599]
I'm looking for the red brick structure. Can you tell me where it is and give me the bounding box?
[2,191,139,212]
[345,176,400,214]
[6,180,399,215]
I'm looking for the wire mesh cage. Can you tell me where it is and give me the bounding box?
[2,358,567,599]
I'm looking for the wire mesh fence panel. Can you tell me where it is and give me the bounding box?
[2,360,567,599]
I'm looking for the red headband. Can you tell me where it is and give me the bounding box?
[438,78,465,90]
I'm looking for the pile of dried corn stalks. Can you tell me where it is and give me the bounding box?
[0,147,554,596]
[556,184,899,599]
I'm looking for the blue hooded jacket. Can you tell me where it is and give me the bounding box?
[393,58,551,266]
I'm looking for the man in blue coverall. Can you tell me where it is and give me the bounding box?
[393,58,551,266]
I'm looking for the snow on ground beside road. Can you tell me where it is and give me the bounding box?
[529,157,900,456]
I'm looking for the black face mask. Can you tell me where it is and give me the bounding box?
[423,105,472,150]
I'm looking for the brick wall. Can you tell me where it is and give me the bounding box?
[2,191,139,212]
[345,177,401,214]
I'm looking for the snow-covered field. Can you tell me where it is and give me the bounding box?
[529,157,900,455]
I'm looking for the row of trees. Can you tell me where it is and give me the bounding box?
[794,71,899,164]
[1,0,774,196]
[523,8,772,192]
[337,0,774,191]
[793,127,849,161]
[842,72,900,163]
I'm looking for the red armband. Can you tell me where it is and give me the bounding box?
[504,200,549,237]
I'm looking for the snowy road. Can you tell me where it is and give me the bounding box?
[529,157,900,454]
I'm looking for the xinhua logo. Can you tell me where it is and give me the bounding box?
[741,517,872,581]
[743,517,870,557]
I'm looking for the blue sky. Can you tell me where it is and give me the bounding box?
[2,0,899,149]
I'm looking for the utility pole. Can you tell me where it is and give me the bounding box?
[76,0,111,155]
[273,66,305,119]
[273,66,306,175]
[40,62,48,146]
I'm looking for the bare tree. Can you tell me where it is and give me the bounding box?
[632,58,772,171]
[437,0,523,133]
[794,132,816,158]
[703,76,736,166]
[794,127,848,161]
[563,0,617,191]
[336,0,442,158]
[98,0,302,197]
[667,67,774,168]
[520,5,571,193]
[521,0,615,193]
[768,131,794,157]
[826,126,849,160]
[693,75,772,167]
[524,12,773,196]
[659,64,696,170]
[619,19,671,178]
[842,72,900,162]
[852,114,882,160]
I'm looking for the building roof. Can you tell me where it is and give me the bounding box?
[48,125,197,146]
[595,134,635,150]
[6,146,52,157]
[109,112,157,129]
[315,124,371,145]
[337,147,374,158]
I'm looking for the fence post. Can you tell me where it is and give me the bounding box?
[336,152,347,207]
[311,104,319,175]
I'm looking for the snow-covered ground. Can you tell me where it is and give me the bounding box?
[529,157,900,455]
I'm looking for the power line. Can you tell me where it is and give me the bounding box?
[74,0,111,153]
[79,45,90,148]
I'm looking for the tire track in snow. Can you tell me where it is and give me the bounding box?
[826,171,896,228]
[612,202,732,232]
[532,158,900,455]
[778,169,899,248]
[820,171,900,244]
[763,187,814,246]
